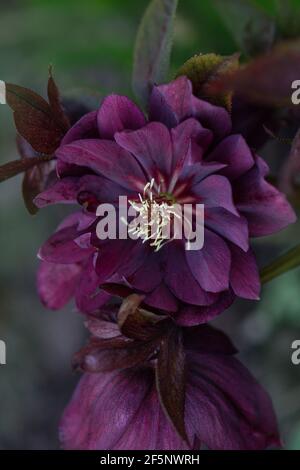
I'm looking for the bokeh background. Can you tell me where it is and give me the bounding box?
[0,0,299,449]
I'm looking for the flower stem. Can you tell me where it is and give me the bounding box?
[260,245,300,284]
[0,155,54,183]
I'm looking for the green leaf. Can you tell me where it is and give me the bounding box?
[132,0,178,106]
[276,0,300,39]
[213,0,276,57]
[177,53,239,110]
[260,245,300,284]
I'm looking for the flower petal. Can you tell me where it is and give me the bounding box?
[57,111,99,177]
[192,96,232,140]
[38,214,94,264]
[175,291,235,326]
[97,95,146,139]
[186,229,231,293]
[192,175,238,215]
[171,118,213,170]
[56,139,146,191]
[186,351,280,450]
[149,86,178,128]
[144,282,179,313]
[75,257,111,314]
[153,76,193,122]
[60,368,189,450]
[229,244,260,300]
[205,207,249,251]
[37,261,82,310]
[234,157,297,236]
[183,324,237,355]
[115,122,173,177]
[206,134,254,180]
[34,177,81,207]
[62,111,99,145]
[165,242,218,305]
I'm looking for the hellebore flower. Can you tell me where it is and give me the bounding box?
[36,76,296,324]
[59,296,280,450]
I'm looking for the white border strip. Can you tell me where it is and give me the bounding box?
[0,81,6,104]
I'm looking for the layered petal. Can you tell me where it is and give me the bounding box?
[97,95,146,139]
[115,122,173,177]
[37,261,82,310]
[56,139,146,191]
[75,256,111,314]
[206,134,254,180]
[60,368,189,450]
[186,351,280,450]
[234,157,297,236]
[229,244,260,300]
[186,229,231,293]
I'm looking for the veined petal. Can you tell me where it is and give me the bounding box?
[206,134,254,180]
[56,139,146,191]
[186,352,280,450]
[186,229,231,293]
[97,95,146,139]
[229,244,260,300]
[235,157,297,236]
[205,207,249,252]
[115,122,173,177]
[192,175,238,215]
[37,261,82,310]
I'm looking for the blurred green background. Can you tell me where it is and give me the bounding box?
[0,0,299,449]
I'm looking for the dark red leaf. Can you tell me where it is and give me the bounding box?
[6,76,70,154]
[209,41,300,107]
[0,156,51,183]
[17,135,56,214]
[47,67,70,131]
[118,294,167,341]
[156,326,188,443]
[72,337,158,373]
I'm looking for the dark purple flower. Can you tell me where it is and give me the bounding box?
[36,77,296,324]
[59,299,280,450]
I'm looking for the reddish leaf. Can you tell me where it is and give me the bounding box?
[156,326,188,443]
[0,156,51,183]
[17,135,56,214]
[118,294,167,341]
[6,74,70,154]
[72,337,158,373]
[47,67,70,131]
[209,42,300,107]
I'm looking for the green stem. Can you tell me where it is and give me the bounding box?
[260,245,300,284]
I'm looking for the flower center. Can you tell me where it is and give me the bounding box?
[128,179,180,252]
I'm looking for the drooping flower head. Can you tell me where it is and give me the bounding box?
[36,76,296,324]
[60,296,280,450]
